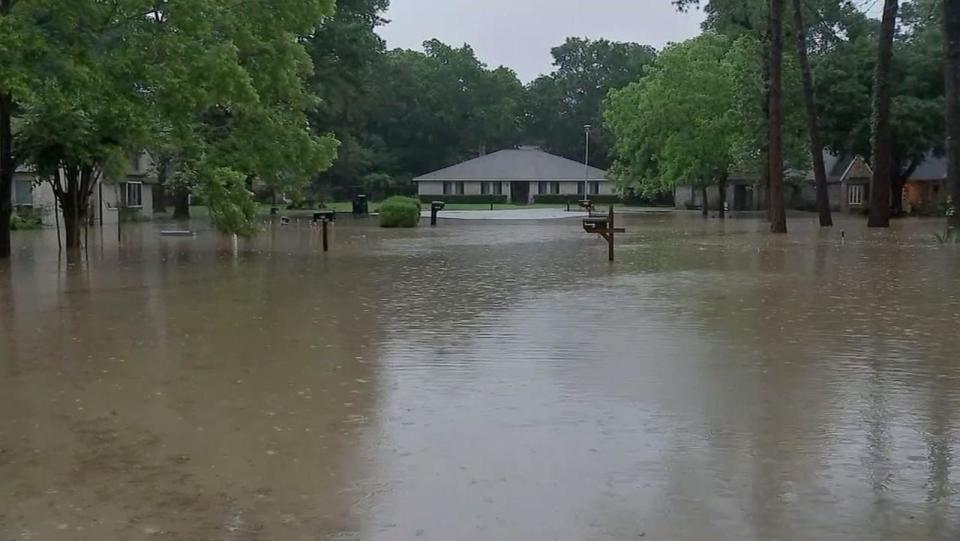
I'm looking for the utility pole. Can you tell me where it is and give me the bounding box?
[584,124,592,202]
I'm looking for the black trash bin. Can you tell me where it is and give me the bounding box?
[352,194,369,216]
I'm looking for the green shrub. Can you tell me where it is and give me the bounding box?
[10,207,44,230]
[379,196,421,228]
[417,195,508,204]
[532,194,621,205]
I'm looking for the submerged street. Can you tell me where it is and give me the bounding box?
[1,213,959,540]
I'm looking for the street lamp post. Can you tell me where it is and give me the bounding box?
[583,124,591,202]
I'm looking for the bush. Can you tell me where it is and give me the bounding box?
[417,195,508,204]
[379,196,421,228]
[10,207,44,230]
[532,194,621,205]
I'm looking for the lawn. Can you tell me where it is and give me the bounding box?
[181,201,628,219]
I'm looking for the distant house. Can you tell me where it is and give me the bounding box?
[903,154,947,214]
[7,152,159,225]
[413,146,612,204]
[674,175,767,212]
[800,153,873,212]
[674,152,873,213]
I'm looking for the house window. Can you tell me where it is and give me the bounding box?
[443,181,454,195]
[551,181,560,194]
[848,184,864,206]
[123,182,143,208]
[538,181,548,194]
[493,182,503,195]
[481,182,490,195]
[14,179,33,206]
[455,183,465,195]
[577,182,585,195]
[589,181,600,195]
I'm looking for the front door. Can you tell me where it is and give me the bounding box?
[510,181,530,204]
[733,185,753,211]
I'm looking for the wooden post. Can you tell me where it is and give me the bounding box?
[608,206,615,262]
[322,218,329,252]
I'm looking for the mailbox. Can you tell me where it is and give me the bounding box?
[313,210,336,223]
[582,217,608,233]
[430,201,446,226]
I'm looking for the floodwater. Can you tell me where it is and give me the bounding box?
[1,212,959,541]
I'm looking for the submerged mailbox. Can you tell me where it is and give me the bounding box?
[583,207,625,262]
[430,201,446,226]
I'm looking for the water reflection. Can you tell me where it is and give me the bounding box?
[1,213,958,540]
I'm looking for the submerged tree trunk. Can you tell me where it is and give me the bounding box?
[791,0,832,227]
[701,186,709,217]
[173,187,190,220]
[0,92,12,259]
[54,166,96,252]
[947,0,960,228]
[769,0,788,233]
[869,0,899,228]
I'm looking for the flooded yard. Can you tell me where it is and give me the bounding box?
[1,212,959,540]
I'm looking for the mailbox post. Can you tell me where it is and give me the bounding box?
[313,210,335,252]
[582,206,626,262]
[430,201,446,226]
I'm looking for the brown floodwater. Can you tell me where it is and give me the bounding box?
[1,212,959,540]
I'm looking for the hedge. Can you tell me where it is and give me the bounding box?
[417,195,508,204]
[379,196,421,228]
[532,194,622,205]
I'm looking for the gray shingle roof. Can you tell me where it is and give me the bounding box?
[413,147,607,182]
[911,154,946,182]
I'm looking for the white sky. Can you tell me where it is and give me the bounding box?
[376,1,707,82]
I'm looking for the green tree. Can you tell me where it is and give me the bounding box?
[364,41,523,183]
[606,31,806,214]
[306,0,389,199]
[524,38,656,168]
[12,0,337,246]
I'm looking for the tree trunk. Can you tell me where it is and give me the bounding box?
[153,183,167,214]
[0,92,12,259]
[869,0,898,228]
[56,165,94,252]
[762,25,772,221]
[946,0,960,228]
[701,186,709,217]
[718,176,728,219]
[791,0,832,227]
[60,198,84,251]
[769,0,788,233]
[173,187,190,220]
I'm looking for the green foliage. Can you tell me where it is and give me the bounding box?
[9,0,338,242]
[379,196,421,228]
[418,195,508,204]
[9,207,43,230]
[523,38,657,167]
[604,32,806,197]
[200,168,261,237]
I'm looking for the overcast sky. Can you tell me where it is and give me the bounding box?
[376,1,706,83]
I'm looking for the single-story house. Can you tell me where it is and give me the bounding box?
[414,146,613,204]
[8,152,158,226]
[674,175,768,212]
[674,152,873,213]
[903,154,947,214]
